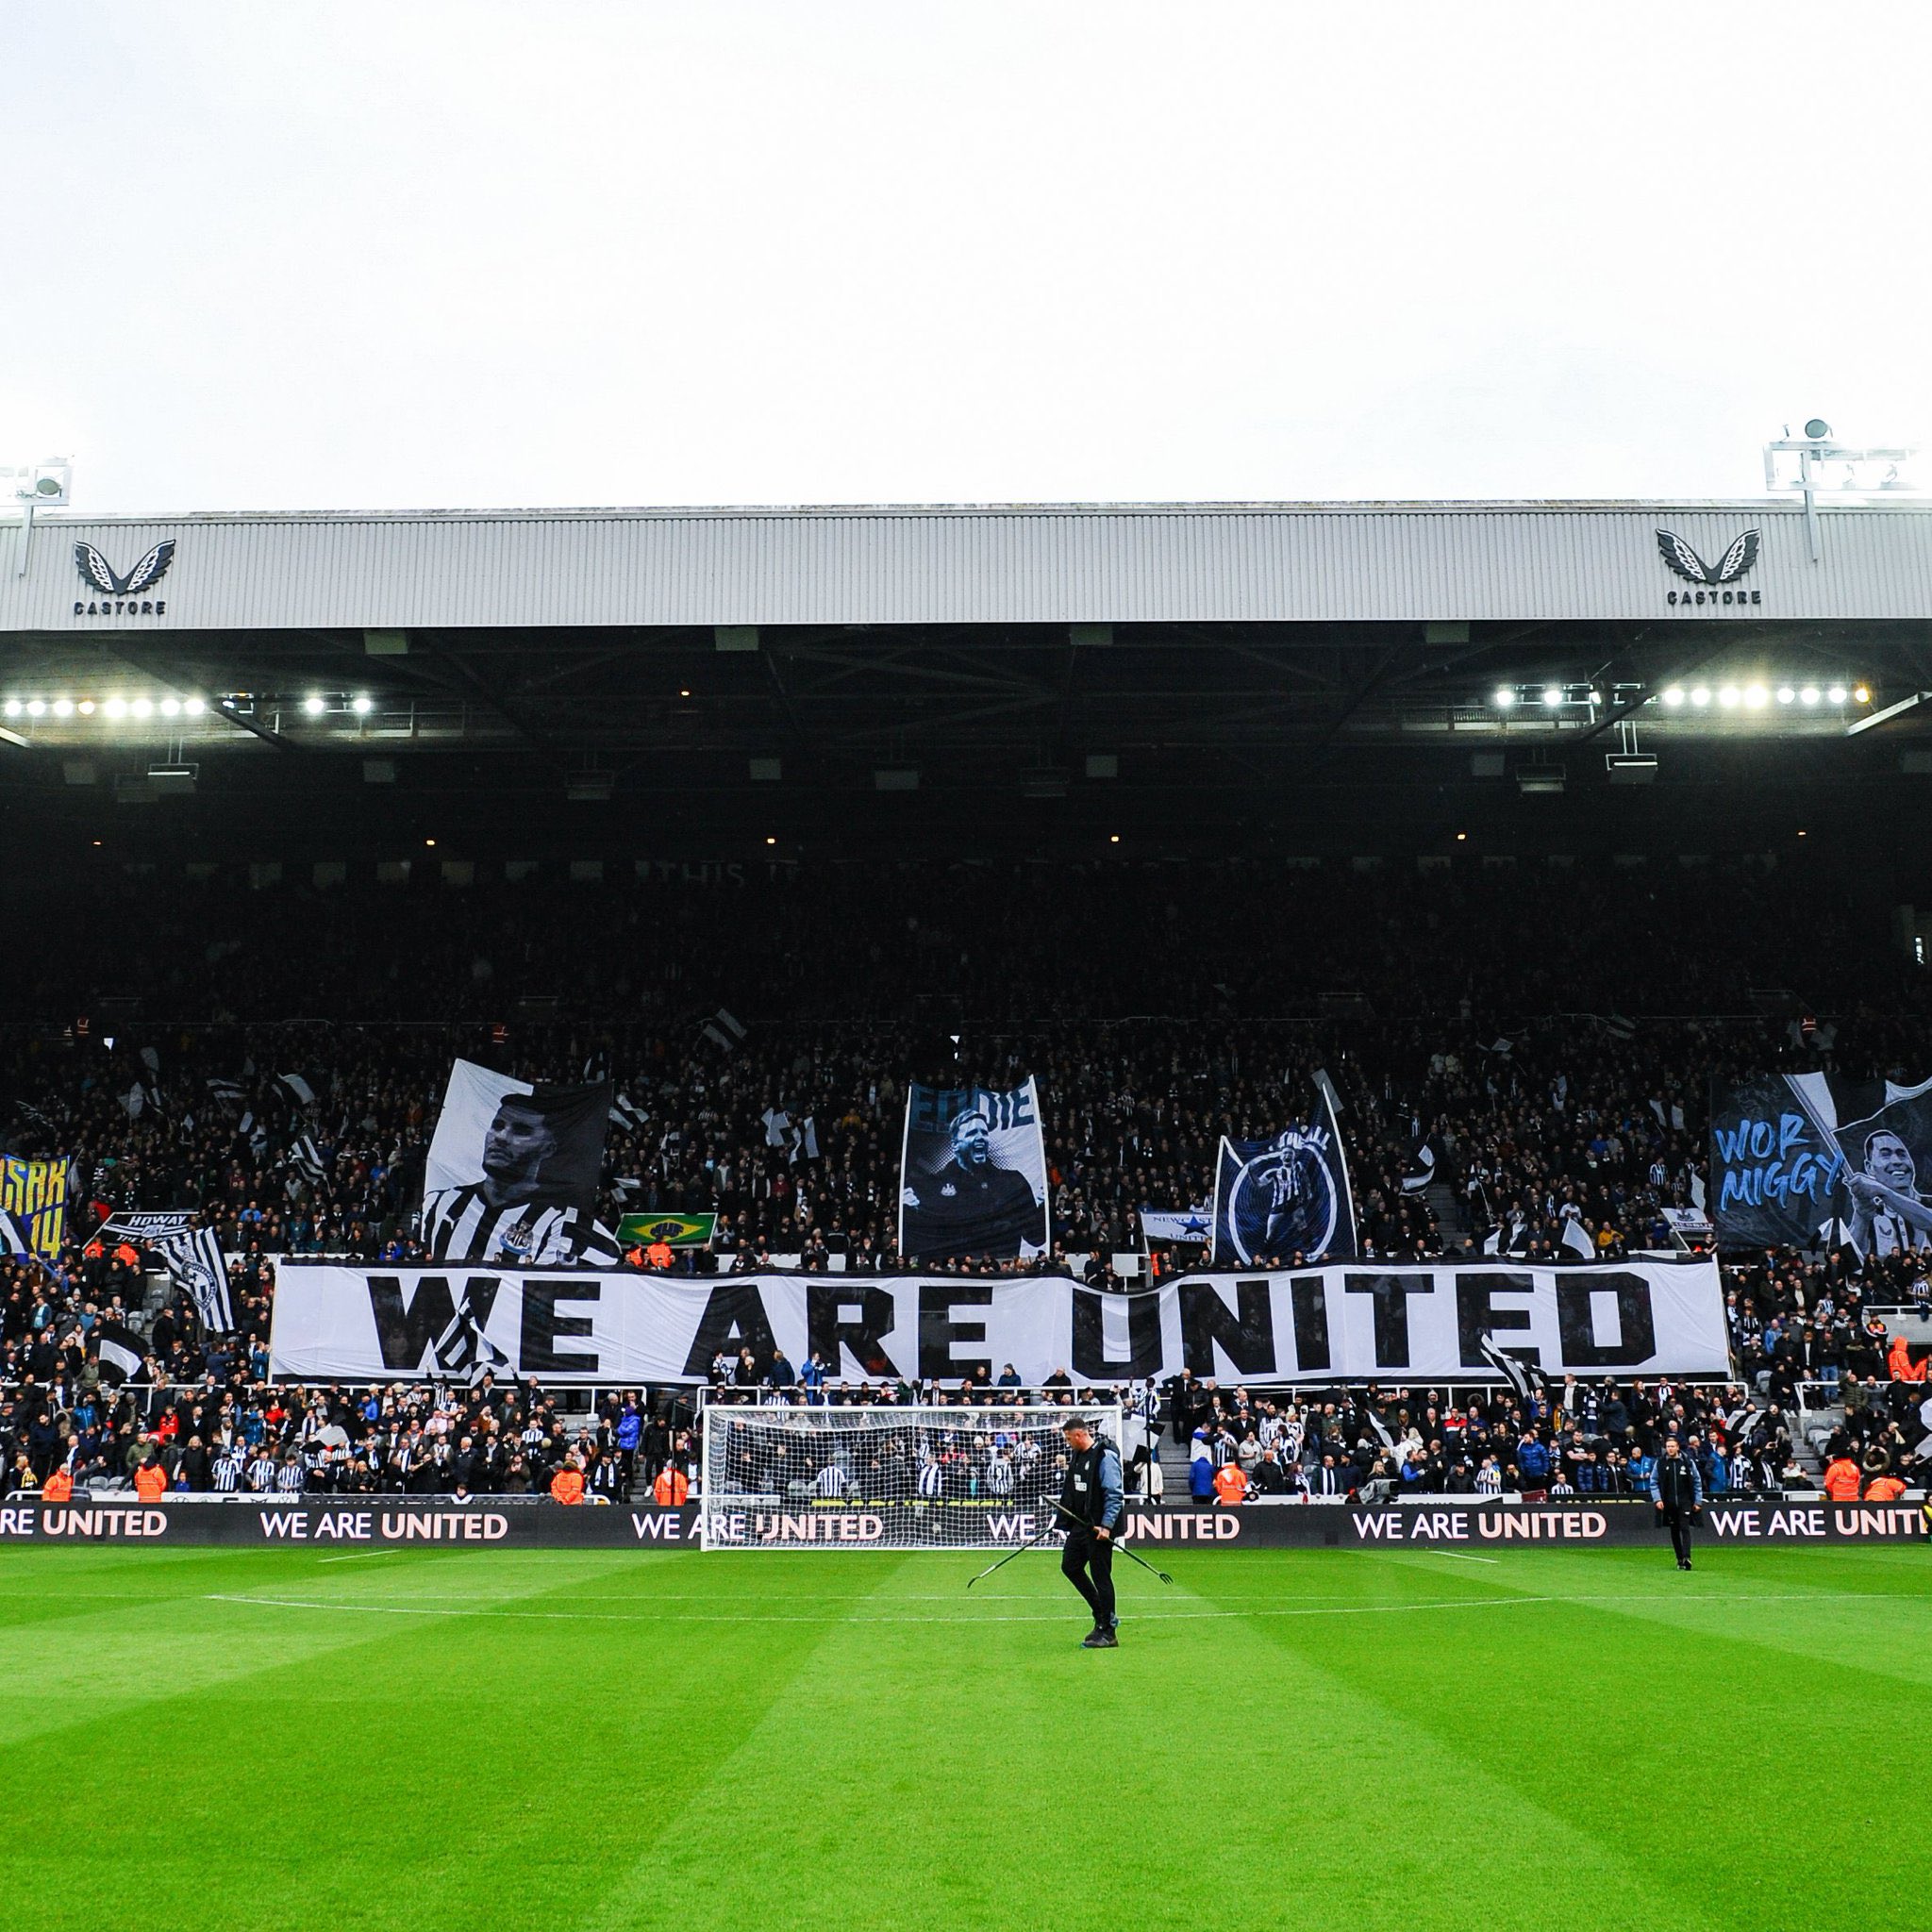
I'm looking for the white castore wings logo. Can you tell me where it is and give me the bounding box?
[1655,528,1759,586]
[74,540,176,598]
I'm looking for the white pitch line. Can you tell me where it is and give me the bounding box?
[202,1588,1897,1626]
[1430,1552,1501,1564]
[316,1549,406,1564]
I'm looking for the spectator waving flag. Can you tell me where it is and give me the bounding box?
[99,1214,234,1330]
[94,1320,146,1385]
[1477,1331,1547,1407]
[288,1135,327,1186]
[0,1208,35,1258]
[159,1225,235,1332]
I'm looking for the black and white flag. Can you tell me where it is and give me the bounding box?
[278,1072,317,1108]
[102,1214,234,1330]
[0,1209,34,1258]
[94,1319,147,1385]
[1210,1077,1357,1266]
[1476,1331,1548,1406]
[288,1136,327,1186]
[423,1058,618,1266]
[1560,1213,1596,1261]
[159,1225,234,1332]
[1401,1140,1436,1194]
[701,1008,747,1052]
[609,1093,647,1134]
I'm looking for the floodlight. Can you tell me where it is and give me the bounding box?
[351,695,373,715]
[1777,687,1795,704]
[1541,686,1562,707]
[1804,419,1832,440]
[1827,685,1847,704]
[1690,687,1711,707]
[1493,688,1515,708]
[1744,684,1768,708]
[52,698,73,718]
[303,694,326,717]
[1718,686,1740,708]
[1662,687,1685,707]
[130,697,153,720]
[25,699,44,717]
[160,697,181,718]
[183,696,205,716]
[1800,687,1820,706]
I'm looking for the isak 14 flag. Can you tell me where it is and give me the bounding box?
[1210,1075,1357,1266]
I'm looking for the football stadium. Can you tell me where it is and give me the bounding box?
[6,8,1932,1931]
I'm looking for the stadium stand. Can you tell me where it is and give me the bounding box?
[5,858,1929,1504]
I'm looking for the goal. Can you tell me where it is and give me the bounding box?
[697,1401,1124,1551]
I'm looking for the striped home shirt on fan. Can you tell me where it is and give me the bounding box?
[423,1188,617,1266]
[212,1448,245,1492]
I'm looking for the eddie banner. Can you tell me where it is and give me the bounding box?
[268,1257,1729,1386]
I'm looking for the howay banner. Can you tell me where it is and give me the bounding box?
[267,1257,1729,1386]
[898,1077,1048,1261]
[98,1213,234,1332]
[1709,1071,1932,1257]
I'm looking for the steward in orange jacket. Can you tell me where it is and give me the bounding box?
[652,1463,690,1507]
[549,1460,586,1506]
[1888,1334,1926,1382]
[1821,1456,1862,1501]
[1865,1471,1907,1503]
[1212,1462,1249,1507]
[132,1458,169,1502]
[40,1467,73,1502]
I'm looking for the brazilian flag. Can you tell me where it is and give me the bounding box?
[617,1212,718,1248]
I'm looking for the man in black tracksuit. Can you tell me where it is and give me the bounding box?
[1058,1418,1125,1648]
[1650,1435,1705,1570]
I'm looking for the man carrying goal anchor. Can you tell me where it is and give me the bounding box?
[1058,1416,1125,1648]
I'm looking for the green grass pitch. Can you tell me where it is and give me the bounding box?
[3,1541,1927,1930]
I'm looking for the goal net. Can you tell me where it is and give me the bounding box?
[698,1401,1124,1551]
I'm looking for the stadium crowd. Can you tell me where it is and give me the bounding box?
[3,858,1930,1500]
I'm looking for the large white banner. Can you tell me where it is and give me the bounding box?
[268,1258,1730,1386]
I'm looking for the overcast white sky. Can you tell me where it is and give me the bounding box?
[4,2,1928,515]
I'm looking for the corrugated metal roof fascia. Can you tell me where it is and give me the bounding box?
[6,501,1932,630]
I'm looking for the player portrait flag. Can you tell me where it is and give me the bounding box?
[1210,1074,1357,1265]
[898,1076,1049,1262]
[423,1058,620,1267]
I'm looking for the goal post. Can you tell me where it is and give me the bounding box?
[697,1400,1124,1551]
